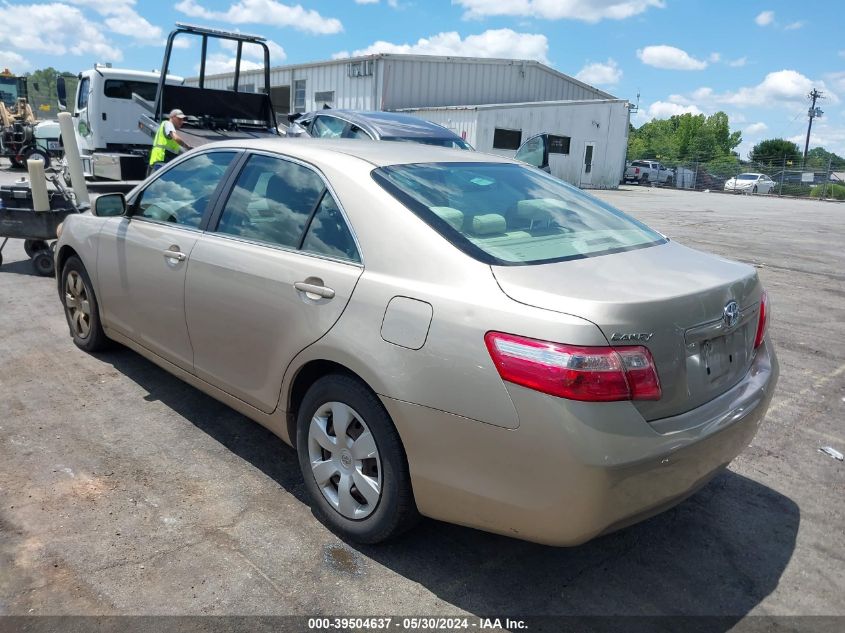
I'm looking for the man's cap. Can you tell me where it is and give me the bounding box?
[169,109,186,119]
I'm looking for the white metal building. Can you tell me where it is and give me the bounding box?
[189,53,629,187]
[400,100,630,188]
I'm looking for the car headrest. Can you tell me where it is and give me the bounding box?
[471,213,507,236]
[430,206,464,231]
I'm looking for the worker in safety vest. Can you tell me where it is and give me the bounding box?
[148,109,189,174]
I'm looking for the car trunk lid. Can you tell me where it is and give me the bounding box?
[491,241,762,421]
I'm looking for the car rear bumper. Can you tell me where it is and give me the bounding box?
[383,339,778,546]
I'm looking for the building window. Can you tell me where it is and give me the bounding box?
[347,60,374,77]
[294,79,306,113]
[314,90,334,107]
[548,135,571,155]
[493,128,522,150]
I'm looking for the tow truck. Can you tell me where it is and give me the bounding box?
[56,24,280,191]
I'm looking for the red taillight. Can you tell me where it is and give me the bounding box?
[635,167,640,174]
[754,291,769,349]
[484,332,661,402]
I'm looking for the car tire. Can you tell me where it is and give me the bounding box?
[61,256,109,352]
[23,147,51,169]
[31,250,55,276]
[296,374,419,544]
[24,239,49,258]
[640,174,649,185]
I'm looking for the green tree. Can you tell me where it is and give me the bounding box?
[628,111,742,162]
[23,67,78,116]
[805,146,845,170]
[749,138,800,166]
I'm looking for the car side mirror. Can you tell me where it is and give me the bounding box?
[93,193,126,217]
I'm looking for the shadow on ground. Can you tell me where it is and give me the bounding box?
[103,346,799,631]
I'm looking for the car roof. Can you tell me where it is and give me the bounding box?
[202,137,512,167]
[303,110,461,140]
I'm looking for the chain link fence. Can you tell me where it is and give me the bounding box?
[626,155,845,201]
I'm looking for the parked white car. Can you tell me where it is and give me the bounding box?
[724,173,775,194]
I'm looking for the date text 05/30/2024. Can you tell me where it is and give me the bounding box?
[307,617,528,630]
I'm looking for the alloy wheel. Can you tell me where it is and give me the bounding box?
[65,270,91,339]
[307,401,382,520]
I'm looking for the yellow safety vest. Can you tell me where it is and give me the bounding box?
[149,121,181,165]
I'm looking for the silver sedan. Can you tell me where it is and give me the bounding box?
[55,139,778,546]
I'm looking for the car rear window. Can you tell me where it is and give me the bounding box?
[373,162,666,265]
[381,136,472,150]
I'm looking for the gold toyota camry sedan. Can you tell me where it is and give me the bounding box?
[55,139,778,546]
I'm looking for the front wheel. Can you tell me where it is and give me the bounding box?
[752,185,758,194]
[61,256,109,352]
[297,374,419,544]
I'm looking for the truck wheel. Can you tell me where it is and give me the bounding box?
[23,147,51,169]
[32,250,55,277]
[640,174,649,185]
[24,239,49,258]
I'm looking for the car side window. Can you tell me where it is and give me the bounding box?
[134,152,236,228]
[215,154,325,248]
[346,125,372,140]
[301,192,360,263]
[311,116,347,138]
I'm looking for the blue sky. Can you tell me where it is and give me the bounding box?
[1,0,843,157]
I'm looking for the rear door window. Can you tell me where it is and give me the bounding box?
[215,154,325,248]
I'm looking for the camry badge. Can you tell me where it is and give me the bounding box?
[723,300,740,329]
[610,332,653,342]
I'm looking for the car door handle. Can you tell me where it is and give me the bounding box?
[294,281,335,299]
[162,249,187,261]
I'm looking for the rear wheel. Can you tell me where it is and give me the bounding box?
[24,239,48,258]
[32,250,55,276]
[61,256,109,352]
[640,174,649,185]
[297,374,419,544]
[752,185,758,194]
[23,147,51,169]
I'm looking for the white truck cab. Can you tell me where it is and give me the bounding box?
[62,65,183,181]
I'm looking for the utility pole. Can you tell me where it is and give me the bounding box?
[803,89,823,165]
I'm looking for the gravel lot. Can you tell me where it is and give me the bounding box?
[1,161,843,624]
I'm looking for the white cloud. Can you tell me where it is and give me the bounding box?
[718,70,837,107]
[336,29,550,64]
[744,122,768,136]
[202,54,264,75]
[219,38,287,64]
[68,0,162,44]
[840,50,845,58]
[354,0,380,3]
[636,45,707,70]
[784,21,805,30]
[708,52,721,63]
[575,59,622,86]
[0,50,31,72]
[175,0,343,35]
[456,0,664,23]
[755,10,774,26]
[645,100,702,119]
[0,3,122,61]
[728,56,748,67]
